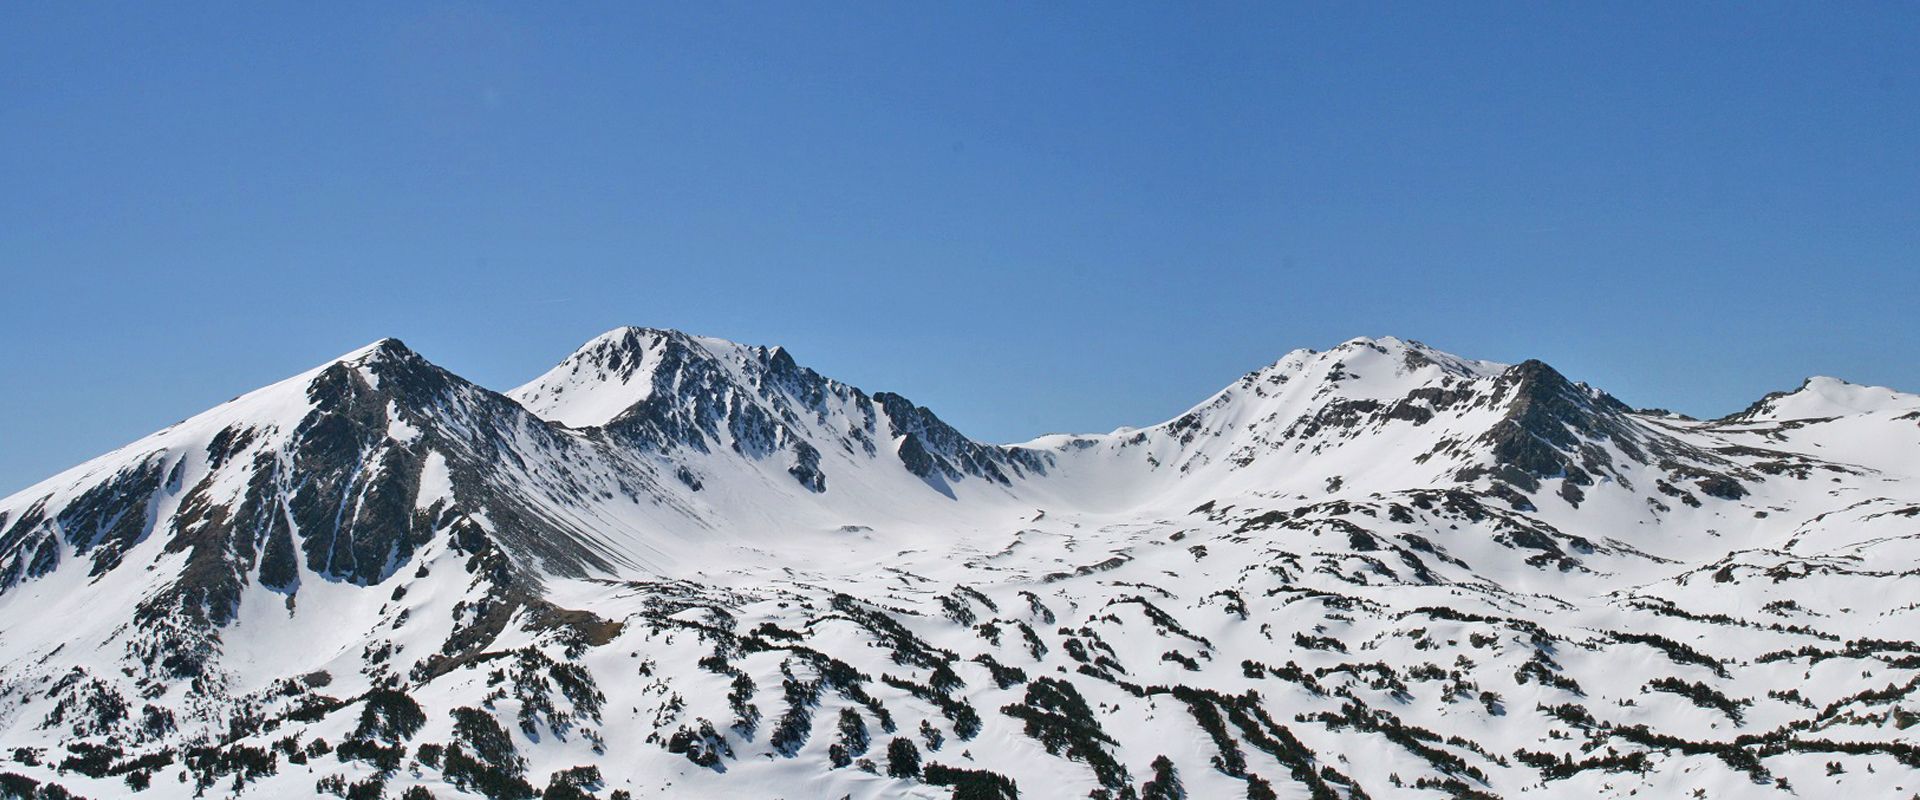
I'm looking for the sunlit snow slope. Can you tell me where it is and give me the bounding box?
[1,330,1917,800]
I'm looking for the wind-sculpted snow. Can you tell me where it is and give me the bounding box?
[1,332,1917,799]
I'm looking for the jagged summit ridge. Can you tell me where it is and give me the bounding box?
[1013,335,1733,513]
[509,326,1047,493]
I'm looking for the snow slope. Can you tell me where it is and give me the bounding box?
[1,331,1917,800]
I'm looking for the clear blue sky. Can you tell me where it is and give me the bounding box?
[4,3,1917,495]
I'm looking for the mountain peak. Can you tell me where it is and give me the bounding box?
[509,327,752,428]
[510,326,846,431]
[334,336,416,364]
[1331,334,1411,351]
[1239,335,1505,394]
[505,327,1043,492]
[1724,374,1920,422]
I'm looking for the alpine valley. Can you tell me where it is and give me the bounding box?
[3,329,1919,800]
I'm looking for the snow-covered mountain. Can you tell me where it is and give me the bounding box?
[2,330,1917,800]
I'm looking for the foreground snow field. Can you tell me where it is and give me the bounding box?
[2,330,1918,799]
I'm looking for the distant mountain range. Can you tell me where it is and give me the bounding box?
[3,329,1918,799]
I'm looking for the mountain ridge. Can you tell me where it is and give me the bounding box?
[1,329,1916,800]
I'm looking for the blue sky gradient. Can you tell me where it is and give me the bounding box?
[3,3,1917,494]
